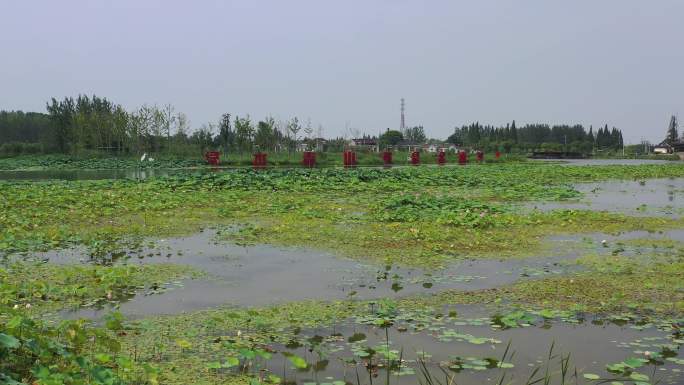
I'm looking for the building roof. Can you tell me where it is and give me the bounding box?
[350,138,377,145]
[396,140,421,146]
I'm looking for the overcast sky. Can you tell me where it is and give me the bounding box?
[1,1,682,143]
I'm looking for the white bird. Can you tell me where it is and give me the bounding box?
[140,153,147,162]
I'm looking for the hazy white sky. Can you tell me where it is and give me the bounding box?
[1,0,682,143]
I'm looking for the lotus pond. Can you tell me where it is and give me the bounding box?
[1,162,684,385]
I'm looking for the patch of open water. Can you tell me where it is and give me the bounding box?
[215,306,684,385]
[26,216,684,320]
[548,228,684,245]
[30,230,579,319]
[534,159,673,166]
[527,177,684,217]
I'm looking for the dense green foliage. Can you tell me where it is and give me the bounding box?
[145,163,684,195]
[0,155,205,171]
[403,126,427,143]
[0,261,194,385]
[43,96,192,155]
[2,163,683,259]
[373,194,507,226]
[1,312,132,385]
[0,262,194,311]
[448,121,624,153]
[3,97,344,158]
[378,130,404,147]
[0,111,52,155]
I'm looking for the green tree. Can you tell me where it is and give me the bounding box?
[667,115,678,145]
[446,129,461,145]
[379,129,404,147]
[255,118,276,151]
[0,111,51,145]
[46,97,75,152]
[217,113,234,153]
[405,126,426,143]
[303,117,313,138]
[191,123,215,152]
[163,104,176,154]
[510,120,517,143]
[287,117,301,152]
[234,115,254,154]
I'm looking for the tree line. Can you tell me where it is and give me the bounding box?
[0,95,348,156]
[0,111,52,154]
[1,94,627,157]
[446,121,624,153]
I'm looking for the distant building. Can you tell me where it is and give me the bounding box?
[296,138,327,152]
[349,138,377,146]
[312,138,327,152]
[653,143,671,154]
[349,138,379,151]
[394,140,421,151]
[296,142,309,152]
[445,144,459,152]
[424,143,459,153]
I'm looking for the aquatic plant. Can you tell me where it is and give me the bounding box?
[0,309,159,385]
[3,162,684,384]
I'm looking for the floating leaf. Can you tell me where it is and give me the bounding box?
[286,354,308,369]
[629,373,649,381]
[175,339,192,350]
[0,334,20,349]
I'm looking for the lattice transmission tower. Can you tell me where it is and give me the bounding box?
[400,98,406,134]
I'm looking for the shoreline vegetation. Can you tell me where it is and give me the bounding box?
[0,152,678,172]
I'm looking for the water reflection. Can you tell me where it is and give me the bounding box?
[244,308,683,385]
